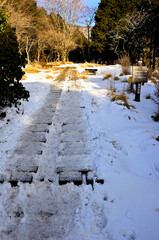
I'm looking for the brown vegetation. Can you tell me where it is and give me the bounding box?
[103,73,112,80]
[69,69,79,80]
[107,90,135,109]
[79,71,89,80]
[120,55,131,75]
[45,75,53,79]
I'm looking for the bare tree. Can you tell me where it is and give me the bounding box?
[82,6,96,41]
[0,0,36,63]
[43,0,84,61]
[109,11,150,63]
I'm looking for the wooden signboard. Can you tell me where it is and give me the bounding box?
[132,66,148,84]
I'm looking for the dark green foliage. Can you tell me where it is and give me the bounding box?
[91,0,159,65]
[0,8,29,109]
[91,0,136,53]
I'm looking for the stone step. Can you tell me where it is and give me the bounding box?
[29,124,50,133]
[59,171,82,184]
[58,149,90,156]
[13,143,44,155]
[16,165,38,173]
[60,131,87,142]
[62,123,86,132]
[56,154,94,173]
[9,172,33,182]
[18,133,46,143]
[32,117,52,125]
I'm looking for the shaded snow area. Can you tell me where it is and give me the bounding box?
[0,65,159,240]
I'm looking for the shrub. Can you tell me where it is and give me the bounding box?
[103,73,112,80]
[0,8,29,109]
[114,76,119,80]
[45,75,53,79]
[120,55,131,75]
[119,73,124,76]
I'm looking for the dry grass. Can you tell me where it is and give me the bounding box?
[79,62,100,68]
[119,73,124,76]
[24,69,39,73]
[52,67,65,71]
[45,70,51,73]
[120,55,131,75]
[24,65,40,73]
[69,69,79,80]
[80,74,89,80]
[46,62,62,67]
[107,90,134,109]
[153,71,159,79]
[55,67,70,81]
[148,68,153,79]
[114,76,119,80]
[122,67,131,75]
[150,78,158,85]
[148,69,159,84]
[79,71,89,80]
[45,75,53,79]
[64,61,74,65]
[103,73,112,80]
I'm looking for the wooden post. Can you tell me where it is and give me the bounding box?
[135,83,141,102]
[132,61,148,102]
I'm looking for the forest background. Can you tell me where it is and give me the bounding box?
[0,0,159,67]
[0,0,159,110]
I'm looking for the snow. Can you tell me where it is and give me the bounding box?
[0,64,159,240]
[0,70,57,170]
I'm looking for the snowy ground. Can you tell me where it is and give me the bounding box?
[0,64,159,240]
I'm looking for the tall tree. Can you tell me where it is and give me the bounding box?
[43,0,84,61]
[91,0,142,62]
[0,7,29,109]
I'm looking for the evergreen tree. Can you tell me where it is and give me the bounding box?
[91,0,142,62]
[0,8,29,110]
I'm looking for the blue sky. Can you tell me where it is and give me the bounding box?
[85,0,100,8]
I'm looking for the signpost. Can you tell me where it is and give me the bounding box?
[132,62,148,102]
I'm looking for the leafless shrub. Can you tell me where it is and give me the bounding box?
[103,73,112,80]
[120,55,131,75]
[119,73,124,76]
[114,76,119,80]
[151,78,158,85]
[152,71,159,79]
[107,90,135,109]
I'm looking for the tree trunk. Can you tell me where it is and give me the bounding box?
[61,50,67,63]
[26,50,30,65]
[57,52,60,62]
[37,50,40,63]
[26,37,30,65]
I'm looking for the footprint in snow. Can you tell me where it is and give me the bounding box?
[91,202,107,230]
